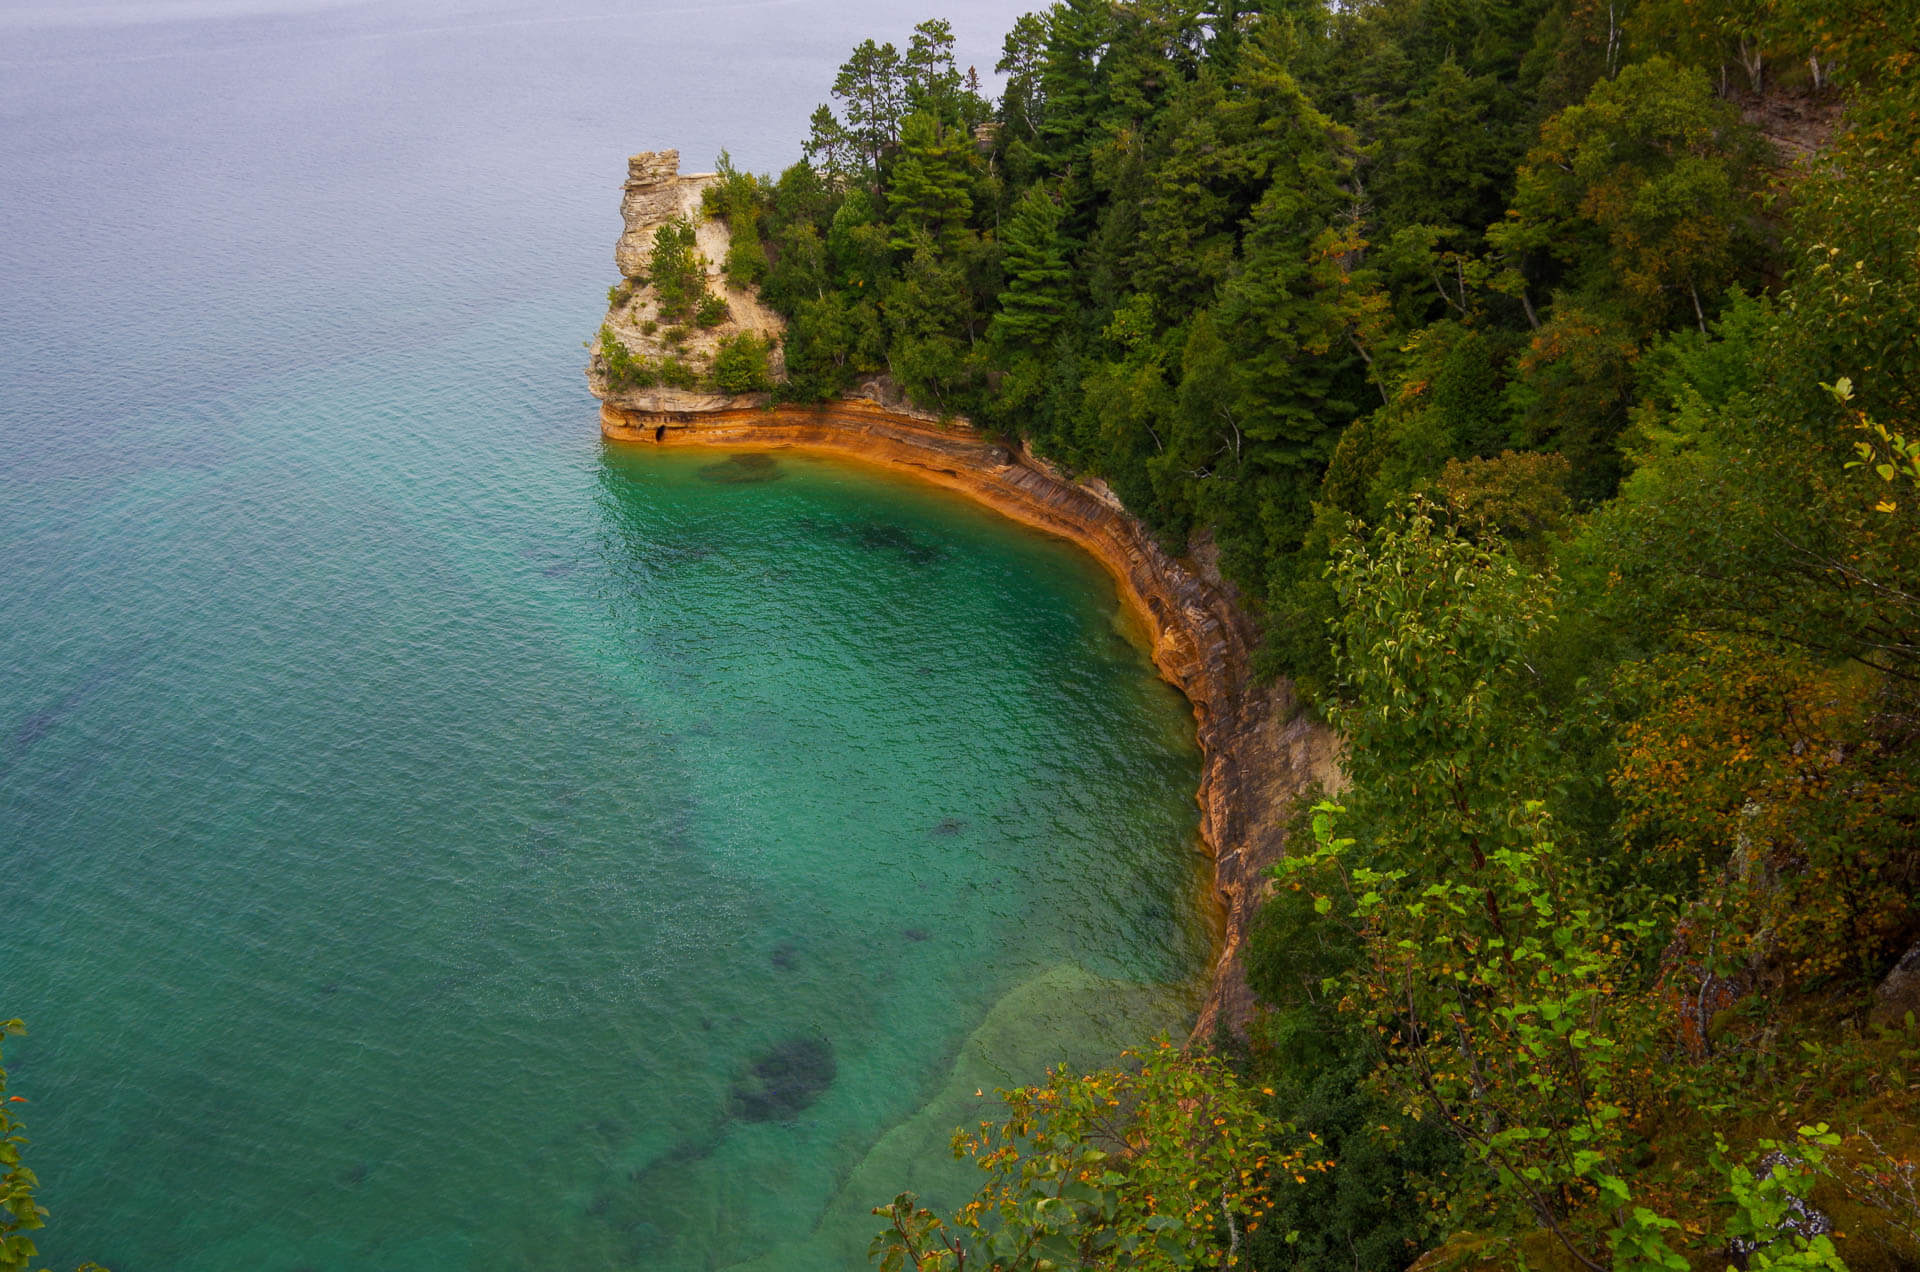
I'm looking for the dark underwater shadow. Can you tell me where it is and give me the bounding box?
[696,453,785,486]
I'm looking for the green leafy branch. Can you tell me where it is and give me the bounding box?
[1829,376,1920,513]
[869,1043,1293,1271]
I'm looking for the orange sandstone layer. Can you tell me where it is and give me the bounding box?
[602,399,1341,1040]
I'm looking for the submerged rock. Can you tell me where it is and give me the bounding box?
[697,453,783,485]
[729,1035,836,1122]
[852,520,942,565]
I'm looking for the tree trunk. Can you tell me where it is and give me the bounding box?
[1740,35,1765,93]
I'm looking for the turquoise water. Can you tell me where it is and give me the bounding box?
[1,5,1207,1268]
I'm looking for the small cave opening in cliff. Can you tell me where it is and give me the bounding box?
[654,424,665,442]
[697,453,785,485]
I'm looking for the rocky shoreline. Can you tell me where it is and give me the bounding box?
[599,397,1341,1039]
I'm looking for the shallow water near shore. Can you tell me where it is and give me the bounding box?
[0,2,1210,1269]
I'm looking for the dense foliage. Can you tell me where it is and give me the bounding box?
[873,1043,1297,1271]
[687,2,1920,1269]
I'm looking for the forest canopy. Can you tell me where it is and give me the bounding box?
[693,2,1920,1270]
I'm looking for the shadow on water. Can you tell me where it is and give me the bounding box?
[697,453,785,486]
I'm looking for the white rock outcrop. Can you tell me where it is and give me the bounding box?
[587,150,788,413]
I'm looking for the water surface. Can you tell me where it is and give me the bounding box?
[0,4,1210,1268]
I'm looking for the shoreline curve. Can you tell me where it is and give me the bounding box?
[601,398,1340,1039]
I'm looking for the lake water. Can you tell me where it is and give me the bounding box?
[0,4,1210,1269]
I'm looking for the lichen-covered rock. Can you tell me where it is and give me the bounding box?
[1727,1151,1835,1269]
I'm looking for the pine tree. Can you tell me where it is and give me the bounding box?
[885,111,975,252]
[1375,57,1517,241]
[989,185,1073,350]
[1129,67,1238,313]
[802,105,858,186]
[832,39,906,176]
[1038,0,1113,185]
[904,19,967,123]
[996,12,1050,140]
[1210,62,1368,471]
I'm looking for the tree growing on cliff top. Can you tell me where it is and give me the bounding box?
[803,105,861,185]
[886,111,977,252]
[833,38,907,177]
[989,184,1073,353]
[904,18,980,125]
[647,219,707,323]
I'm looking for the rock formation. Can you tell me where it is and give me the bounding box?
[587,150,788,414]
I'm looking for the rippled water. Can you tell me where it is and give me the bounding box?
[0,4,1209,1269]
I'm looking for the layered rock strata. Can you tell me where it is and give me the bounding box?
[598,399,1342,1038]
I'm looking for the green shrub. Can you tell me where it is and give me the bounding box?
[663,325,687,345]
[703,150,771,288]
[713,333,774,394]
[647,219,705,321]
[657,356,700,391]
[696,292,731,328]
[597,325,657,390]
[724,234,768,287]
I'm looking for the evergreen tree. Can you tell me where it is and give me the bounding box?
[1210,39,1362,471]
[802,105,858,185]
[989,184,1073,350]
[903,18,969,123]
[1375,56,1517,241]
[1038,0,1114,185]
[831,39,906,176]
[996,12,1050,140]
[1128,67,1240,313]
[885,111,976,252]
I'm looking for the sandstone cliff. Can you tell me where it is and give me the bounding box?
[594,400,1343,1039]
[586,150,788,414]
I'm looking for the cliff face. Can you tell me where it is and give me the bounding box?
[596,400,1343,1038]
[588,150,788,414]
